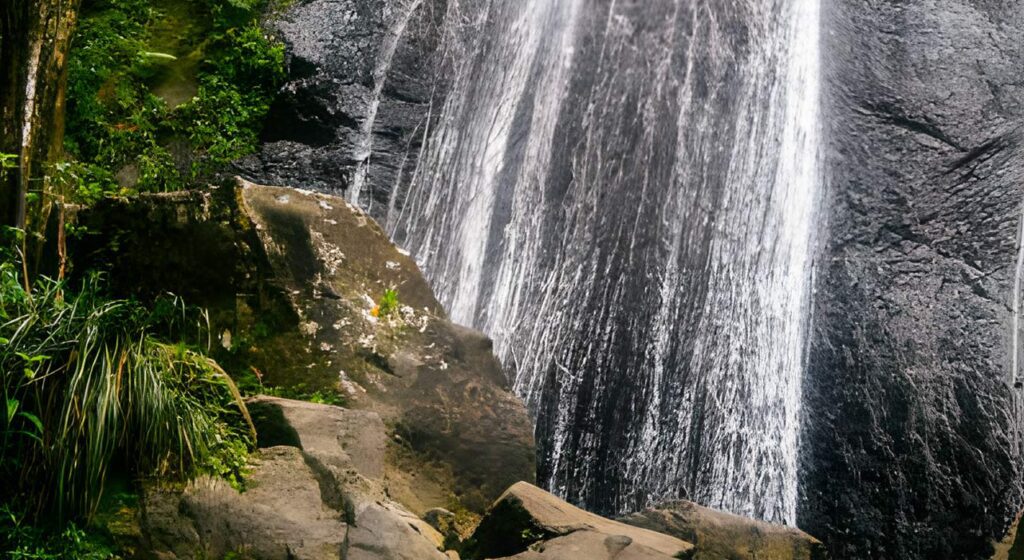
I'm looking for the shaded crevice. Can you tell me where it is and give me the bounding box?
[300,451,356,522]
[945,136,1009,177]
[856,101,963,150]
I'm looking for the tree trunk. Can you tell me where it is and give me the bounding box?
[0,0,80,231]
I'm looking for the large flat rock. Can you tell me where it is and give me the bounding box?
[142,446,348,560]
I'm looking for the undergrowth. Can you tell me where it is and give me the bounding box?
[63,0,285,202]
[0,249,254,523]
[0,504,118,560]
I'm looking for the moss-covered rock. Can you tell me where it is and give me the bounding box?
[72,178,536,515]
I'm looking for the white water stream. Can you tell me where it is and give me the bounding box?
[383,0,822,523]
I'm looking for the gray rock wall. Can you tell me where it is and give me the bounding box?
[239,0,469,214]
[799,1,1024,558]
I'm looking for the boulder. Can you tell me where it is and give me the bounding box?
[463,482,693,560]
[238,180,536,512]
[247,395,387,482]
[141,446,347,560]
[73,179,536,513]
[138,398,449,560]
[619,501,827,560]
[347,501,447,560]
[492,530,685,560]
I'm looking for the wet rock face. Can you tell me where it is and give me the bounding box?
[235,0,1024,556]
[238,0,461,214]
[801,1,1024,558]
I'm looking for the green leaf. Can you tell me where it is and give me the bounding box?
[5,397,18,425]
[19,410,44,436]
[16,351,49,363]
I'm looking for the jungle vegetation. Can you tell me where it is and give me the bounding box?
[0,0,286,556]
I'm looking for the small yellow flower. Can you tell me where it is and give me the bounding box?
[370,305,380,317]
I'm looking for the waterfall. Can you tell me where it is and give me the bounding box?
[385,0,821,523]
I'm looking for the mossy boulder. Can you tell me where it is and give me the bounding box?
[72,178,535,514]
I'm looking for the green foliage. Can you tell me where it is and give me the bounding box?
[0,153,17,167]
[235,368,347,407]
[0,260,253,520]
[519,527,544,542]
[0,152,17,187]
[0,504,118,560]
[376,288,400,317]
[50,162,123,206]
[63,0,285,201]
[266,385,347,407]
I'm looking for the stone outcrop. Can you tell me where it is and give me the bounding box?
[619,502,826,560]
[462,482,694,560]
[69,180,839,559]
[72,179,535,514]
[802,2,1024,559]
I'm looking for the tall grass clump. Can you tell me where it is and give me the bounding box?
[0,258,254,520]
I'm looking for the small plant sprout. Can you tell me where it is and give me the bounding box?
[372,288,400,318]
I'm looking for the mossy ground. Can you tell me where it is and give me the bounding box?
[61,0,285,202]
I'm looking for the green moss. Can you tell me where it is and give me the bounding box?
[64,0,285,201]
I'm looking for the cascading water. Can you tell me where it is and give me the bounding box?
[384,0,821,523]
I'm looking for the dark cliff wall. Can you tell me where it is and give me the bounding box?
[237,0,465,214]
[800,1,1024,558]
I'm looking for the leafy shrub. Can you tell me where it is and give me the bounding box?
[0,257,254,519]
[0,504,117,560]
[0,153,18,180]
